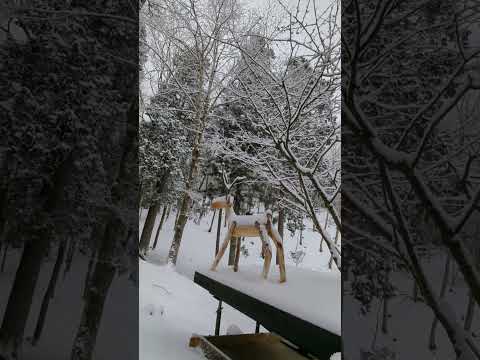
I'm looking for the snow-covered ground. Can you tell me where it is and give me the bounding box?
[139,209,339,360]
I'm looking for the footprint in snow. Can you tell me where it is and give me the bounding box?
[143,303,165,317]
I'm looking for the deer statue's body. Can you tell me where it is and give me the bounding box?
[210,195,286,283]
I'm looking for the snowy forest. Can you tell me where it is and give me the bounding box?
[1,0,479,359]
[138,0,341,266]
[138,0,341,359]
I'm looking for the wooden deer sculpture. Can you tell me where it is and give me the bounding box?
[210,195,286,283]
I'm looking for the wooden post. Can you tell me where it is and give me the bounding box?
[215,209,222,256]
[208,209,217,233]
[214,206,224,337]
[215,300,223,336]
[255,322,260,334]
[276,208,285,265]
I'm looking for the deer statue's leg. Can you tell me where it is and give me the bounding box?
[267,224,286,283]
[210,222,236,271]
[257,224,272,279]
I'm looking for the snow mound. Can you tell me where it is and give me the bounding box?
[226,324,243,335]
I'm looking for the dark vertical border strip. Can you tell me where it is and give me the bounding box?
[0,1,139,359]
[342,0,480,359]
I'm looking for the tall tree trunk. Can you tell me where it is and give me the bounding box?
[0,149,75,356]
[344,260,349,281]
[152,206,168,250]
[1,241,8,272]
[328,228,341,268]
[83,247,97,299]
[32,240,66,345]
[70,222,119,360]
[464,290,475,331]
[169,194,190,265]
[381,268,390,334]
[228,238,237,266]
[174,198,182,227]
[0,232,49,357]
[429,254,451,349]
[165,205,171,220]
[63,238,77,280]
[82,225,104,300]
[70,96,138,360]
[413,280,419,302]
[199,175,209,222]
[139,202,161,254]
[169,138,202,265]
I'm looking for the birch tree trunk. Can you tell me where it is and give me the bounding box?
[168,138,202,265]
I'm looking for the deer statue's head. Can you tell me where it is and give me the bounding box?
[211,195,234,209]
